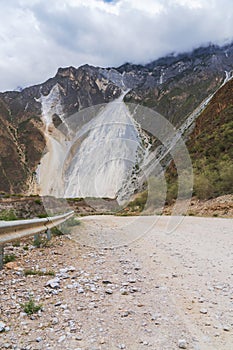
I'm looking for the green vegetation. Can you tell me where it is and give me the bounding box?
[165,84,233,201]
[66,216,81,227]
[37,213,48,218]
[24,269,55,277]
[20,297,43,315]
[67,197,83,202]
[189,104,233,200]
[119,176,168,213]
[193,157,233,199]
[51,216,81,236]
[3,254,16,264]
[127,190,148,212]
[51,226,63,236]
[33,234,52,248]
[12,240,21,247]
[0,209,18,221]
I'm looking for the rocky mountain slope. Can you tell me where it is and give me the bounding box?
[167,74,233,201]
[124,44,233,124]
[0,66,122,194]
[188,76,233,199]
[128,76,233,212]
[0,42,232,198]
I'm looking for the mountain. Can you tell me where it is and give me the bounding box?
[188,76,233,199]
[124,44,233,125]
[0,42,232,200]
[0,66,122,194]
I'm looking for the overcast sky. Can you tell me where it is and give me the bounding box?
[0,0,233,91]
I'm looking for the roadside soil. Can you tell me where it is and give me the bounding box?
[164,195,233,218]
[0,194,232,219]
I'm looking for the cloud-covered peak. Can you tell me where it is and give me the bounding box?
[0,0,233,91]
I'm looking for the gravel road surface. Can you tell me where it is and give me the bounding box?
[0,215,232,350]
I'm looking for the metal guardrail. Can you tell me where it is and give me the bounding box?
[0,211,74,269]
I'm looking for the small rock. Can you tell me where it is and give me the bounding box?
[121,311,130,317]
[151,313,161,321]
[105,288,113,294]
[0,321,6,332]
[214,285,223,290]
[120,288,128,295]
[5,262,19,270]
[58,272,69,279]
[58,335,66,343]
[200,308,208,314]
[89,285,96,292]
[67,266,76,272]
[67,284,75,289]
[198,297,205,303]
[59,268,68,274]
[76,335,83,341]
[36,337,42,342]
[52,317,59,325]
[128,278,136,283]
[118,344,126,349]
[77,287,84,294]
[178,339,187,349]
[55,301,62,306]
[46,277,60,289]
[223,325,230,332]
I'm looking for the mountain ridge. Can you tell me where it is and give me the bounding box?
[0,42,232,198]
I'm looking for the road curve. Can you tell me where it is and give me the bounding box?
[70,215,233,349]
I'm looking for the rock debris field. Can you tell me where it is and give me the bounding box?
[0,215,233,350]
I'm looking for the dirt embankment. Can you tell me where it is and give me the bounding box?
[0,194,232,219]
[164,195,233,218]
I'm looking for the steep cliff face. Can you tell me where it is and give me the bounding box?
[0,65,122,194]
[0,93,44,193]
[0,42,232,196]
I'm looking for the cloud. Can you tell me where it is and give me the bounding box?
[0,0,233,91]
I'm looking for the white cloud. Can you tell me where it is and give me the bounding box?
[0,0,233,91]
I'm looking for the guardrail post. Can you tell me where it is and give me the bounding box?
[46,229,51,241]
[34,233,40,247]
[0,245,4,270]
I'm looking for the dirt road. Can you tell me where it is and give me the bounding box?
[0,215,232,350]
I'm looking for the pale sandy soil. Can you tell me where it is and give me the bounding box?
[0,215,233,350]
